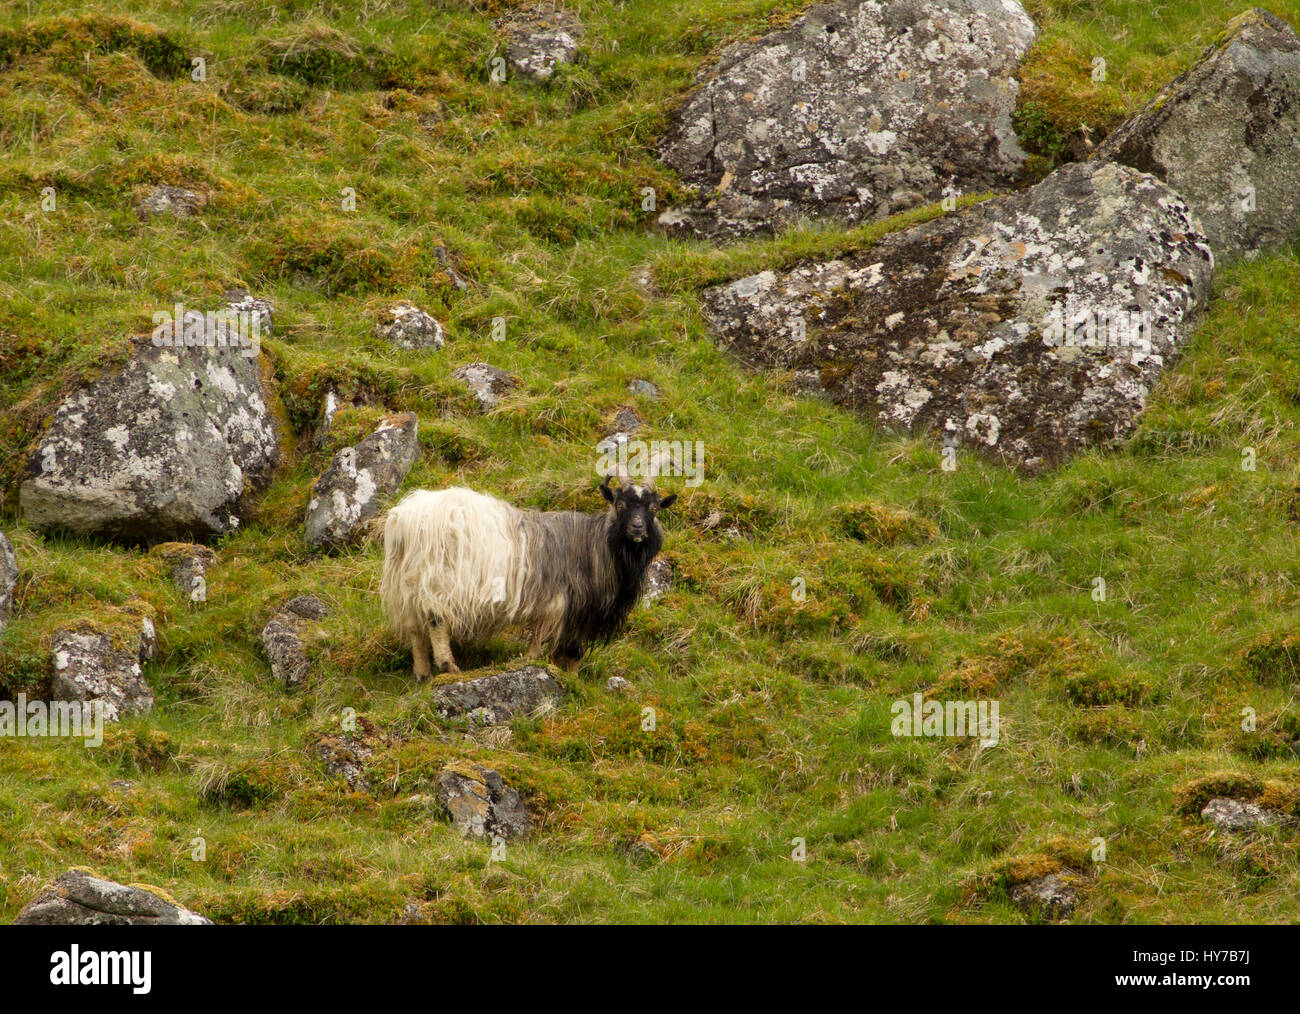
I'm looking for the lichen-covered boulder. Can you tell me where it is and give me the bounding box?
[435,762,530,840]
[452,363,517,412]
[13,869,212,925]
[304,413,418,551]
[0,531,16,636]
[432,665,564,726]
[498,5,583,81]
[643,558,673,604]
[19,294,282,541]
[376,303,445,350]
[1008,873,1077,919]
[50,616,157,721]
[1201,796,1277,832]
[702,160,1214,471]
[658,0,1036,238]
[1093,9,1300,260]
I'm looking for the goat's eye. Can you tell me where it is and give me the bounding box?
[615,501,626,511]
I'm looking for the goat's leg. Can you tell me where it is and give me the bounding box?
[526,629,546,659]
[411,625,433,682]
[431,622,460,675]
[552,643,583,673]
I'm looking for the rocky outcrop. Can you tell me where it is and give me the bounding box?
[0,531,15,636]
[702,160,1214,470]
[376,303,445,350]
[304,413,418,551]
[20,293,282,541]
[314,734,374,793]
[260,595,329,690]
[435,762,530,840]
[452,363,517,412]
[50,617,157,721]
[1094,9,1300,260]
[658,0,1036,238]
[13,869,212,925]
[431,665,564,726]
[498,5,583,81]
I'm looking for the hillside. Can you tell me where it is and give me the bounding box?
[1,0,1299,924]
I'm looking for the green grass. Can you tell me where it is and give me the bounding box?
[1,0,1300,923]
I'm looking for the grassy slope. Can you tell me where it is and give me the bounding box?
[0,0,1298,923]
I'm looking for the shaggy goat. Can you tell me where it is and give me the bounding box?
[380,474,676,678]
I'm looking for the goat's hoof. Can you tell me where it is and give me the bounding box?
[439,663,461,675]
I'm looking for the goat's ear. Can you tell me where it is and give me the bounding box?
[657,493,677,511]
[599,476,615,503]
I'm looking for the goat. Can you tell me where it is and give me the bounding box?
[380,470,676,678]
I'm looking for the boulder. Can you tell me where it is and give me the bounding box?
[13,869,212,925]
[135,185,205,219]
[20,294,282,541]
[702,160,1214,470]
[498,5,583,81]
[304,413,419,551]
[1093,9,1300,260]
[658,0,1036,238]
[432,665,564,726]
[452,363,517,412]
[0,531,15,636]
[376,303,445,350]
[261,594,329,690]
[435,762,530,840]
[50,617,156,721]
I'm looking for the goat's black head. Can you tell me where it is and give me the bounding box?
[600,475,676,545]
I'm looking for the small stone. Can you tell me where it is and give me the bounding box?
[608,406,643,437]
[377,303,445,350]
[0,531,16,636]
[283,594,329,622]
[452,363,517,412]
[432,665,564,726]
[435,762,530,840]
[261,596,329,690]
[605,676,632,694]
[151,543,218,601]
[1008,873,1076,919]
[13,869,212,925]
[314,734,374,793]
[1201,796,1276,832]
[642,558,672,604]
[627,379,660,400]
[498,5,584,82]
[135,185,205,219]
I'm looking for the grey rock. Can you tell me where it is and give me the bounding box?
[452,363,517,412]
[305,413,419,550]
[151,543,217,601]
[627,379,660,400]
[702,160,1214,471]
[0,531,16,636]
[314,734,374,793]
[605,675,633,694]
[435,762,530,840]
[1201,796,1276,832]
[50,618,156,722]
[261,596,328,690]
[432,665,564,725]
[13,869,212,925]
[1094,9,1300,260]
[377,303,445,350]
[135,185,205,219]
[608,406,643,437]
[20,294,282,541]
[642,558,673,604]
[658,0,1036,238]
[1008,873,1076,919]
[499,5,583,81]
